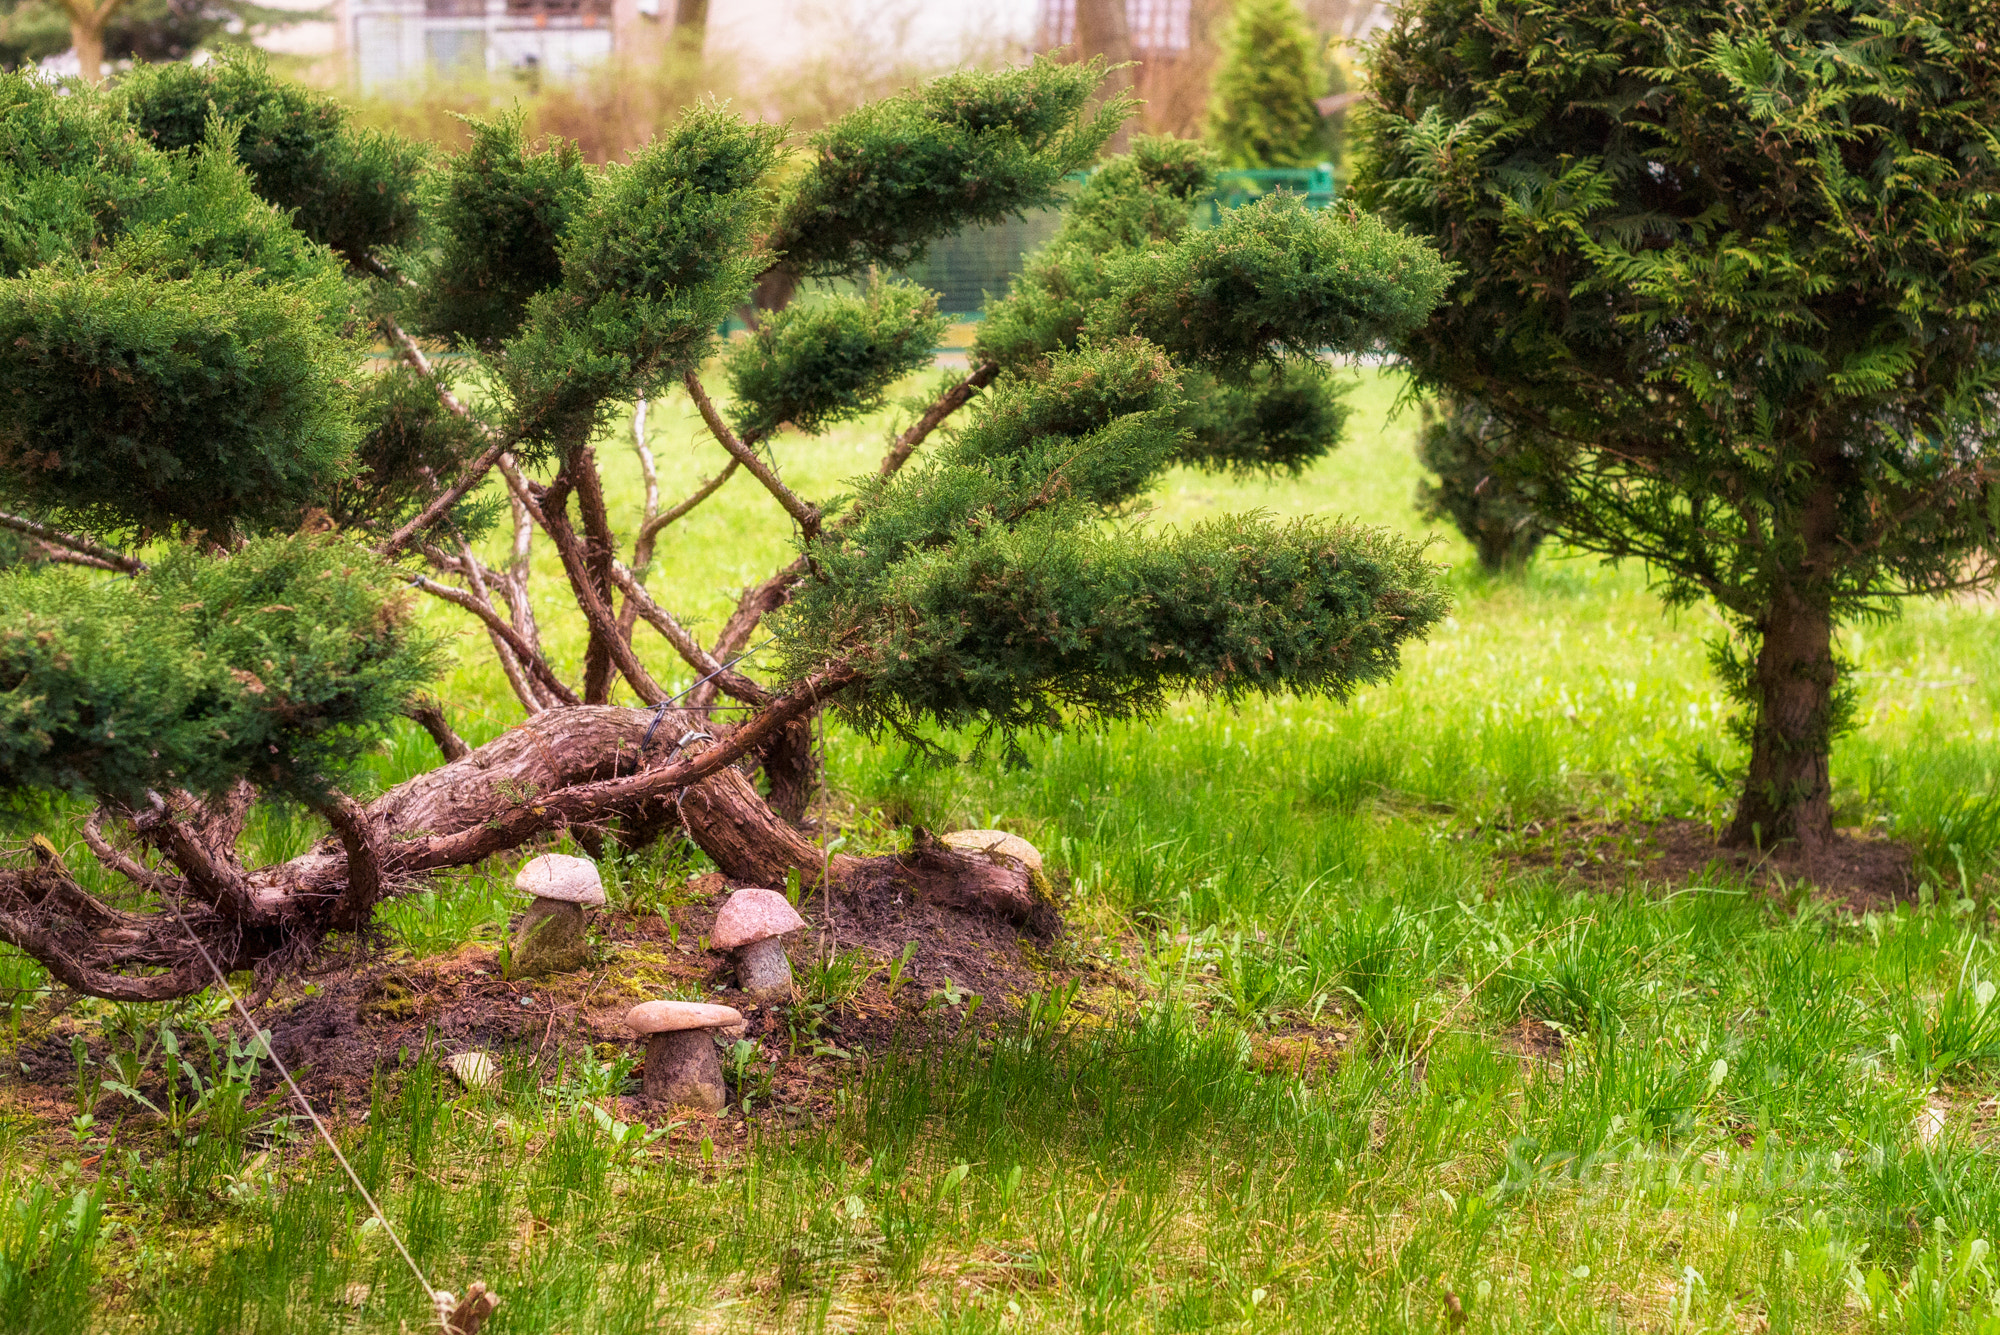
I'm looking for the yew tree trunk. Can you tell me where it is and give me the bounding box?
[1722,588,1838,854]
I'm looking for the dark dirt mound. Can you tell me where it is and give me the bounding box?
[7,871,1081,1131]
[1492,815,1915,908]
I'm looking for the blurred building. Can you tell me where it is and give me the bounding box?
[340,0,623,90]
[335,0,1039,92]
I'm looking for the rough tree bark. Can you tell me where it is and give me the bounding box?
[0,698,1047,1003]
[1722,589,1838,854]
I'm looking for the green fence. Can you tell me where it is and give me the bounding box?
[897,165,1338,318]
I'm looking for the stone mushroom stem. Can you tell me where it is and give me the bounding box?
[511,897,589,978]
[735,935,794,1003]
[643,1030,728,1112]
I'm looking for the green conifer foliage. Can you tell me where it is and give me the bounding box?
[1414,399,1545,575]
[118,52,425,264]
[767,58,1128,280]
[404,111,588,351]
[1205,0,1325,170]
[1356,0,2000,850]
[502,108,783,454]
[0,257,357,541]
[0,536,437,806]
[724,281,947,440]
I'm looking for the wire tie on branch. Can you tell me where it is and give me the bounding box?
[638,639,772,753]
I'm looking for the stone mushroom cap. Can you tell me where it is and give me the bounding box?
[514,853,605,906]
[942,828,1043,872]
[625,999,744,1035]
[710,887,805,950]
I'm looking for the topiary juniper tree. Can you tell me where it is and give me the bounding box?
[0,53,1451,1001]
[1356,0,2000,855]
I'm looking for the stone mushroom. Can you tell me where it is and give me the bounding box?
[711,887,805,1004]
[941,829,1043,871]
[625,1000,744,1112]
[510,853,604,978]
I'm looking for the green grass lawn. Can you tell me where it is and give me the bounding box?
[8,367,2000,1332]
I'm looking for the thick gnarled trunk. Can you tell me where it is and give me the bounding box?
[0,701,1048,1002]
[1723,590,1837,854]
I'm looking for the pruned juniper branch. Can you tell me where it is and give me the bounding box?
[410,572,581,706]
[609,562,772,706]
[683,370,822,537]
[0,510,145,574]
[696,361,1004,693]
[878,361,1001,478]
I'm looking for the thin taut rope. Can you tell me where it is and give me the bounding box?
[162,899,459,1332]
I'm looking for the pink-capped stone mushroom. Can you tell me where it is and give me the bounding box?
[625,1000,744,1112]
[711,888,805,1004]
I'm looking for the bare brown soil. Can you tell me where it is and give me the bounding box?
[8,873,1080,1138]
[1489,815,1916,909]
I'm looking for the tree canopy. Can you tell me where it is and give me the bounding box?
[1355,0,2000,851]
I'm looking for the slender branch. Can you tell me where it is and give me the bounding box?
[636,460,741,560]
[505,482,541,650]
[404,698,471,762]
[150,811,257,922]
[878,360,1000,478]
[191,779,257,858]
[456,536,548,713]
[695,363,997,693]
[568,445,623,704]
[497,454,547,525]
[82,808,181,896]
[376,435,511,559]
[0,510,144,574]
[25,834,149,930]
[609,563,771,705]
[633,395,660,528]
[683,371,821,536]
[538,493,670,705]
[383,319,470,418]
[411,574,581,706]
[372,319,515,558]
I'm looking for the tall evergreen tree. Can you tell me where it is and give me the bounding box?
[0,55,1450,1001]
[1356,0,2000,854]
[1205,0,1324,169]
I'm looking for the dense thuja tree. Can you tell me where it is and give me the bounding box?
[1356,0,2000,853]
[1415,397,1545,575]
[1205,0,1325,169]
[0,54,1451,1001]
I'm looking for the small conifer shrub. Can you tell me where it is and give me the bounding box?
[1415,398,1545,575]
[0,55,1449,999]
[1205,0,1325,170]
